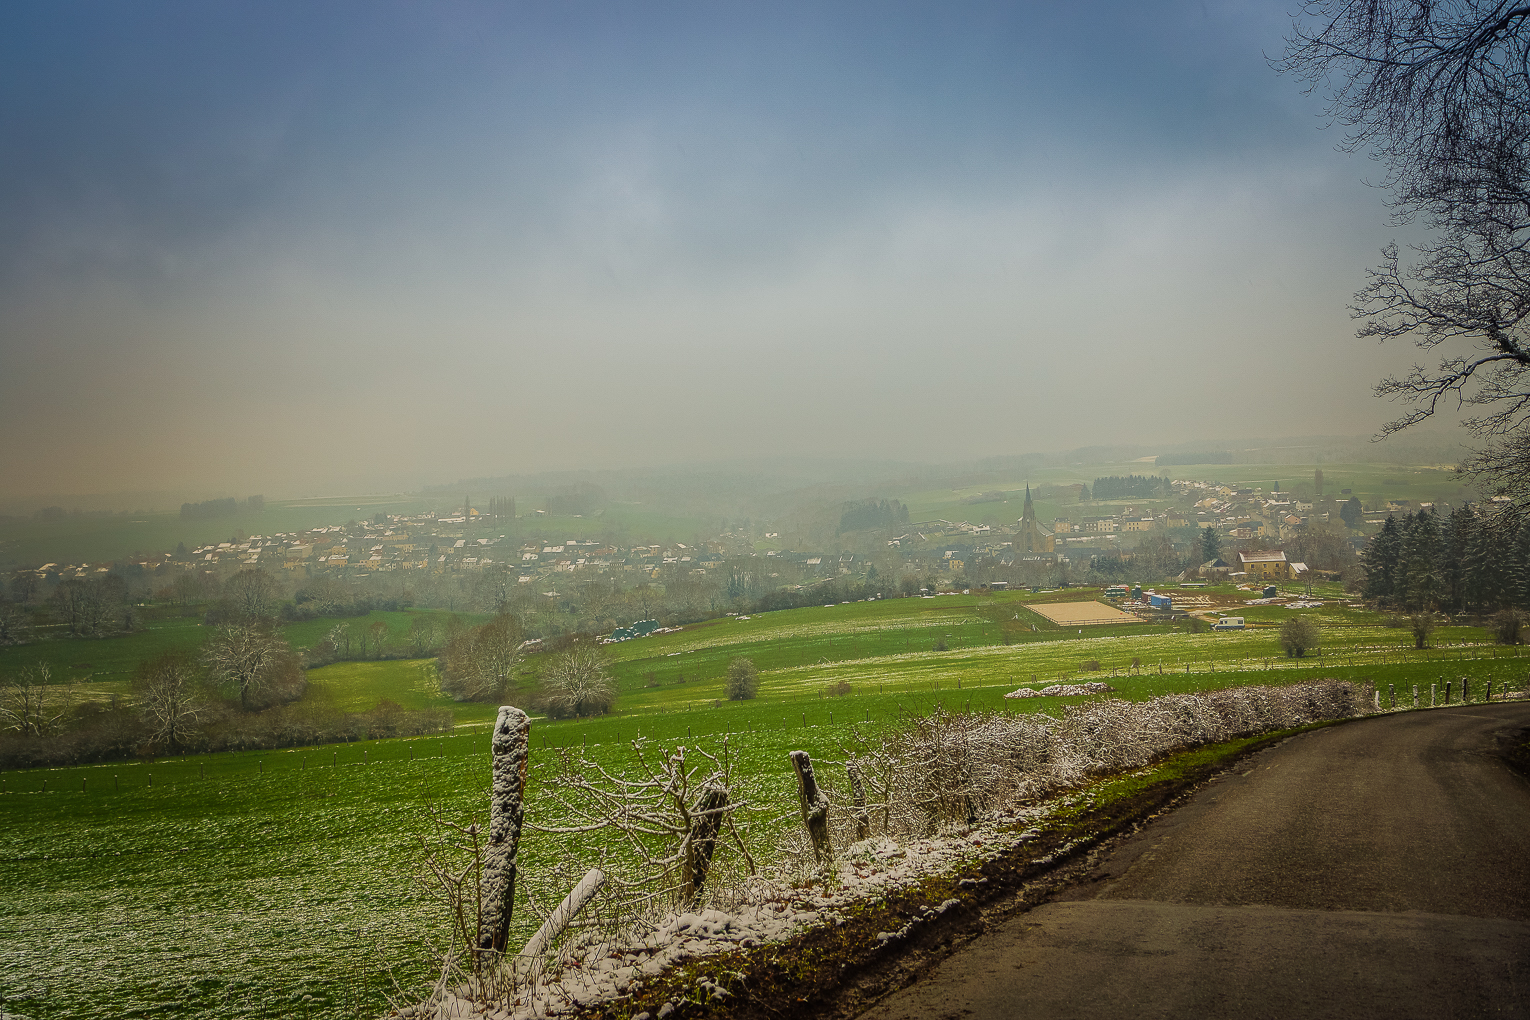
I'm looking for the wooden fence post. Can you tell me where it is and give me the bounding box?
[847,763,871,841]
[477,706,530,963]
[520,868,606,963]
[1445,681,1452,703]
[790,750,832,865]
[681,783,729,906]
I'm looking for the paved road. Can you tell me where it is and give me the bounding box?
[859,703,1530,1020]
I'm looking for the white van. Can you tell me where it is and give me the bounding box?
[1212,616,1246,631]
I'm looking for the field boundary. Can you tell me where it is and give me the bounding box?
[559,722,1344,1020]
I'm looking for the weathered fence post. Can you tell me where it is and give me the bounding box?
[520,868,605,962]
[1487,681,1493,702]
[681,782,729,905]
[1431,684,1437,707]
[1463,678,1471,703]
[477,706,530,964]
[790,750,832,865]
[847,763,871,841]
[1389,684,1396,709]
[1412,685,1419,708]
[1445,681,1452,703]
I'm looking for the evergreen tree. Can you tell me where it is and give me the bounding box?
[1485,514,1519,610]
[1461,506,1493,614]
[1199,526,1221,563]
[1362,516,1402,605]
[1399,510,1442,610]
[1339,497,1363,529]
[1442,506,1475,614]
[1511,517,1530,611]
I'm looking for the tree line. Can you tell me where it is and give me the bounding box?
[837,499,910,534]
[1362,506,1530,620]
[179,495,263,520]
[1090,475,1172,500]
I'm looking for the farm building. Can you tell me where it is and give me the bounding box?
[1237,550,1305,580]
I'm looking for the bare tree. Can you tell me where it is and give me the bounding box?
[1283,3,1530,499]
[0,601,34,646]
[540,644,617,719]
[8,571,41,606]
[134,652,206,752]
[409,613,444,656]
[440,614,528,702]
[221,568,283,623]
[49,577,119,636]
[0,663,70,736]
[203,623,298,711]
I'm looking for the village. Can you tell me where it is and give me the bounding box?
[12,470,1417,604]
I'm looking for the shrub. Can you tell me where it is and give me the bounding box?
[1279,616,1320,658]
[725,657,759,700]
[540,644,617,719]
[1493,609,1525,645]
[1408,613,1436,650]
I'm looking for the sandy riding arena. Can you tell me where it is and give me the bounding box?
[1031,601,1139,626]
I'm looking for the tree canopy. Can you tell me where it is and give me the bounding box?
[1283,2,1530,502]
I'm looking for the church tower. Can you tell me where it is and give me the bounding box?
[1016,483,1054,556]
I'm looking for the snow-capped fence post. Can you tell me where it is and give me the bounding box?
[847,763,871,841]
[519,867,605,963]
[790,750,832,865]
[681,782,729,906]
[477,706,530,965]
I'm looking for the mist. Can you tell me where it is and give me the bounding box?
[0,2,1455,499]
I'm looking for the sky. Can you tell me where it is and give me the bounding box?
[0,1,1457,500]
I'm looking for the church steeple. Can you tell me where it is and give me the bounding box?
[1022,483,1034,521]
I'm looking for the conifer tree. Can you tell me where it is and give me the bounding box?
[1362,516,1402,606]
[1400,509,1442,610]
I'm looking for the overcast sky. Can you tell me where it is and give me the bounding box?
[0,1,1454,499]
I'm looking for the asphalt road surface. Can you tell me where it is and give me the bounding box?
[859,703,1530,1020]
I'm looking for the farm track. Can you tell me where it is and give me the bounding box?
[567,726,1316,1020]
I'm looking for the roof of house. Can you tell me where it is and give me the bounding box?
[1239,551,1288,564]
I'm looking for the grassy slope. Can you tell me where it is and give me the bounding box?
[7,584,1530,1020]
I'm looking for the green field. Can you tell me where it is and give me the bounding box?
[5,590,1528,1020]
[886,459,1485,535]
[0,496,439,570]
[0,609,209,688]
[0,496,714,572]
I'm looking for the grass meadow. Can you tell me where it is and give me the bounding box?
[5,589,1529,1019]
[888,459,1484,535]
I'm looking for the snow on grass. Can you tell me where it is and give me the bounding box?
[407,680,1374,1020]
